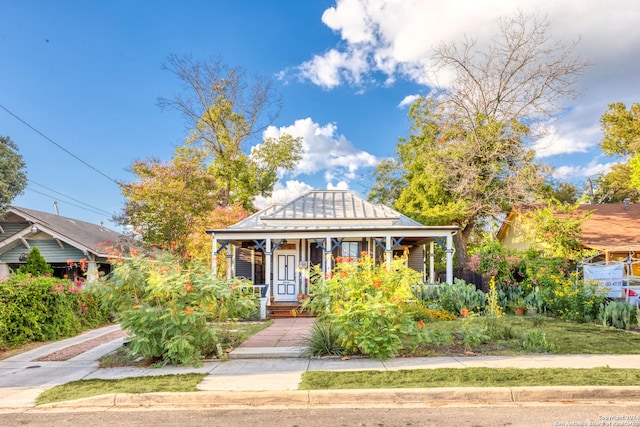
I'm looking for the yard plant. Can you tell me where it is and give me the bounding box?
[95,253,258,367]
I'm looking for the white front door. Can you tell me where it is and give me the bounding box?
[275,249,297,301]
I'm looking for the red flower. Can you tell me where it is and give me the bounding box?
[416,321,425,328]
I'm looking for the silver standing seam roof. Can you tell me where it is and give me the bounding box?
[213,190,456,232]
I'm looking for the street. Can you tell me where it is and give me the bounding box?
[4,402,640,427]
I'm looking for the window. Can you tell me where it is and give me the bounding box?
[341,241,359,259]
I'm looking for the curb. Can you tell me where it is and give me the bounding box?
[35,386,640,410]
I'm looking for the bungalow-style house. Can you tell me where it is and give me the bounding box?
[206,190,459,318]
[497,201,640,275]
[0,206,138,282]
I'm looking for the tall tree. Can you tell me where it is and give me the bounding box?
[0,135,27,214]
[116,146,222,259]
[158,54,302,209]
[370,12,588,267]
[598,102,640,196]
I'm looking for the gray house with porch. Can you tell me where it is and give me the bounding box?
[207,190,459,318]
[0,206,138,282]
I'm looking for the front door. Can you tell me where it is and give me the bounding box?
[275,249,297,301]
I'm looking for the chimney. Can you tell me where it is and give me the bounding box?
[53,201,60,215]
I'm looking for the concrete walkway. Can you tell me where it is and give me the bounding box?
[2,320,640,411]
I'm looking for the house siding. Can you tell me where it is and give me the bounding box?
[1,240,85,263]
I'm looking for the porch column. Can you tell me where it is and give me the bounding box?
[324,236,332,274]
[86,260,98,283]
[265,239,272,298]
[226,244,233,280]
[429,241,435,283]
[212,236,218,275]
[385,235,392,267]
[445,234,454,285]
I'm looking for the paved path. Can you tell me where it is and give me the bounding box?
[3,320,640,410]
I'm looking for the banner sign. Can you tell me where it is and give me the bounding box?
[583,263,624,298]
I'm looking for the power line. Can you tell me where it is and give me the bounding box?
[0,103,119,184]
[26,187,115,219]
[28,179,114,216]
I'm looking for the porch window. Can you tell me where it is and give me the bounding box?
[341,241,360,259]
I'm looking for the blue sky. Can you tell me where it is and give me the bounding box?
[1,0,639,231]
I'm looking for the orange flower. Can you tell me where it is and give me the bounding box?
[184,283,193,292]
[460,307,470,318]
[372,278,382,288]
[416,320,425,328]
[183,306,194,315]
[66,259,75,266]
[340,270,349,278]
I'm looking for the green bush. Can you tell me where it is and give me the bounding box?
[0,274,111,350]
[304,253,423,360]
[94,253,258,366]
[16,247,54,276]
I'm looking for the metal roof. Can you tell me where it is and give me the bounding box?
[213,190,456,234]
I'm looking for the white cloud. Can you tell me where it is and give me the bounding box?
[263,117,378,186]
[254,180,313,210]
[398,94,420,108]
[552,161,617,180]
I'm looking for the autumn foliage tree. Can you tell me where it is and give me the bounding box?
[117,55,301,263]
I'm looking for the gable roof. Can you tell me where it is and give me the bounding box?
[225,190,430,231]
[1,206,137,258]
[498,202,640,252]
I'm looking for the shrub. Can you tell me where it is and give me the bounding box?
[0,274,110,350]
[468,239,520,286]
[304,252,423,360]
[94,253,258,366]
[16,247,53,276]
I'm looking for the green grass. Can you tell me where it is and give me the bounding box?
[401,316,640,357]
[299,367,640,390]
[35,373,206,405]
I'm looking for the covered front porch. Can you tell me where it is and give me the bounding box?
[207,190,459,319]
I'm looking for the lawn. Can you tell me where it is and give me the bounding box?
[299,367,640,390]
[398,316,640,357]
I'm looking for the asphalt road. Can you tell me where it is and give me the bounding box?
[4,402,640,427]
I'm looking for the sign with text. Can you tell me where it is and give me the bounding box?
[583,262,624,298]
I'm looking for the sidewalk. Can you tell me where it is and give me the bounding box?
[2,320,640,411]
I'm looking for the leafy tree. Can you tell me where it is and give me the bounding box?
[116,146,251,263]
[599,102,640,158]
[16,247,54,276]
[118,56,302,261]
[521,201,594,262]
[591,163,640,203]
[371,12,587,267]
[158,54,302,209]
[598,102,640,195]
[0,135,27,214]
[537,179,581,204]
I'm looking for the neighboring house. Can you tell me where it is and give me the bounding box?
[0,206,138,281]
[206,190,459,317]
[497,201,640,275]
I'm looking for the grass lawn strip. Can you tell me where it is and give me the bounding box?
[299,367,640,390]
[35,373,206,405]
